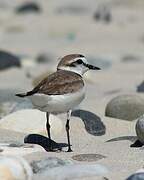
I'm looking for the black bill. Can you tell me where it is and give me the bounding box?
[84,63,101,70]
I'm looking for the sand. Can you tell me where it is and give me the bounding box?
[0,0,144,179]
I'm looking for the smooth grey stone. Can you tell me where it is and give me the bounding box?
[0,109,63,135]
[0,50,21,70]
[127,173,144,180]
[137,81,144,92]
[0,156,33,180]
[72,153,106,162]
[36,53,53,64]
[136,115,144,144]
[105,94,144,121]
[31,157,72,174]
[93,4,112,23]
[39,164,108,180]
[122,55,141,63]
[15,2,41,14]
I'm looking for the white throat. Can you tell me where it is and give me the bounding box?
[58,66,85,76]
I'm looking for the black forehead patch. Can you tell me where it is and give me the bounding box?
[79,55,85,58]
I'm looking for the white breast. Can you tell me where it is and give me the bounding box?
[28,87,85,113]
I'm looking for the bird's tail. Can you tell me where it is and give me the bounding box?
[15,90,35,97]
[15,93,27,98]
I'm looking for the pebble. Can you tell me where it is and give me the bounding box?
[0,156,33,180]
[72,153,106,162]
[31,157,73,174]
[0,109,63,136]
[136,115,144,144]
[93,4,112,23]
[105,94,144,120]
[36,53,53,64]
[0,142,44,156]
[137,81,144,92]
[15,2,41,14]
[122,54,141,63]
[126,172,144,180]
[0,50,21,70]
[37,164,109,180]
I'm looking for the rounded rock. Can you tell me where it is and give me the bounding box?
[126,173,144,180]
[15,2,41,14]
[105,94,144,120]
[0,156,32,180]
[41,164,109,180]
[36,53,53,64]
[0,50,21,70]
[137,81,144,93]
[93,4,112,23]
[136,115,144,144]
[0,109,63,136]
[72,154,106,162]
[31,157,73,174]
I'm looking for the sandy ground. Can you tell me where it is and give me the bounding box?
[0,0,144,179]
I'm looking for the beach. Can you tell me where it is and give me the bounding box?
[0,0,144,179]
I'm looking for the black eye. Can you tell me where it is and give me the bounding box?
[79,55,85,58]
[76,59,83,64]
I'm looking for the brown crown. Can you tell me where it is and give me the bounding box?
[57,54,85,69]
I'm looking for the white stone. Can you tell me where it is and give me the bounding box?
[0,109,63,136]
[41,164,109,180]
[0,143,44,156]
[136,114,144,144]
[0,156,32,180]
[105,94,144,121]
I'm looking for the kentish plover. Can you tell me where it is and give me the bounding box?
[16,54,100,152]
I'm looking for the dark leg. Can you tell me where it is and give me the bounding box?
[66,110,72,152]
[46,112,52,150]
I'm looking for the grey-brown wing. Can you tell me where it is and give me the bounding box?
[27,70,84,95]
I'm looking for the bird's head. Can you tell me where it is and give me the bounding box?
[57,54,100,75]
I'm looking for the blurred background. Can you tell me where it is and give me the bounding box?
[0,0,144,118]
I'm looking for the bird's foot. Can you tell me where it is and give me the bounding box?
[67,147,73,152]
[48,147,54,152]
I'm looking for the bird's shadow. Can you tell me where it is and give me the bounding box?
[24,134,68,152]
[24,109,105,151]
[72,109,106,136]
[106,136,137,143]
[106,136,143,148]
[24,110,142,151]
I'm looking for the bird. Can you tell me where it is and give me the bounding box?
[16,54,100,152]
